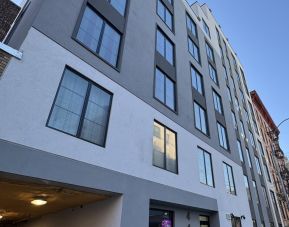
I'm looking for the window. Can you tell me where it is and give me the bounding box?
[255,156,262,175]
[231,111,237,129]
[156,29,174,65]
[262,186,269,207]
[223,163,236,195]
[149,209,173,227]
[107,0,127,15]
[199,216,210,227]
[244,109,250,124]
[249,131,256,148]
[258,140,265,156]
[246,148,252,168]
[198,148,214,187]
[157,0,173,30]
[240,89,245,103]
[217,123,229,150]
[270,190,277,208]
[244,175,251,200]
[208,64,218,84]
[155,68,176,110]
[224,66,228,80]
[213,90,223,114]
[227,87,232,104]
[191,66,203,95]
[240,121,245,138]
[205,42,214,62]
[264,164,271,182]
[48,68,112,146]
[194,102,208,135]
[186,14,197,37]
[253,220,257,227]
[202,19,210,38]
[153,121,177,173]
[234,97,240,110]
[76,6,121,66]
[252,181,260,205]
[237,140,244,162]
[188,37,200,62]
[232,54,237,68]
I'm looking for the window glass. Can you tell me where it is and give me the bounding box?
[208,64,218,84]
[76,6,121,66]
[155,68,175,110]
[157,30,174,65]
[157,0,173,30]
[246,148,252,168]
[244,175,251,200]
[217,123,228,150]
[191,66,203,95]
[149,209,173,227]
[48,68,112,146]
[186,15,197,37]
[198,148,214,187]
[194,102,208,135]
[188,38,200,63]
[202,19,210,37]
[153,121,177,173]
[108,0,127,15]
[237,140,244,162]
[213,91,223,114]
[223,163,236,195]
[205,43,214,62]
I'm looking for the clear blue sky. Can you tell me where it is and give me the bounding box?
[188,0,289,156]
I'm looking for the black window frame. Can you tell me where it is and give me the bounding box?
[198,147,215,187]
[191,65,204,95]
[107,0,128,16]
[156,27,175,65]
[223,162,236,195]
[202,19,211,38]
[186,13,197,38]
[217,122,229,150]
[73,3,123,69]
[188,36,200,64]
[154,67,176,112]
[212,89,223,114]
[153,120,178,174]
[46,66,113,147]
[157,0,174,31]
[193,102,209,136]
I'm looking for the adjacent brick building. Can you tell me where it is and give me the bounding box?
[251,90,289,227]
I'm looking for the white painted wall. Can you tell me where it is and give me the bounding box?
[18,197,122,227]
[0,28,252,226]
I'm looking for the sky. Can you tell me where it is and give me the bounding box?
[187,0,289,156]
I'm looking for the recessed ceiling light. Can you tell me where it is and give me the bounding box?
[31,198,47,206]
[0,215,3,220]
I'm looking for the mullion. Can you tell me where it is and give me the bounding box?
[76,83,92,138]
[164,127,167,170]
[203,151,208,185]
[96,20,106,54]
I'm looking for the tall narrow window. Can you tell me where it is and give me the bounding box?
[262,186,269,207]
[255,156,262,175]
[155,68,176,110]
[264,164,271,182]
[231,111,237,129]
[76,6,121,66]
[208,64,218,84]
[227,87,232,104]
[270,190,277,209]
[252,181,260,205]
[217,123,229,150]
[191,66,203,95]
[48,68,112,146]
[186,14,197,37]
[258,140,265,156]
[194,102,208,135]
[198,148,214,187]
[199,216,210,227]
[213,90,223,114]
[237,140,244,162]
[249,131,256,148]
[244,175,251,200]
[157,0,173,30]
[188,37,200,63]
[223,163,236,195]
[153,121,178,173]
[205,42,214,62]
[202,19,210,38]
[107,0,127,15]
[156,29,174,65]
[246,148,252,168]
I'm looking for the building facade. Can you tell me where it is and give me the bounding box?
[0,0,282,226]
[251,90,289,227]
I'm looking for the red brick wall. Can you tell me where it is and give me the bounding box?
[0,49,11,76]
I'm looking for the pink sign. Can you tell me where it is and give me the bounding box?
[161,219,172,227]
